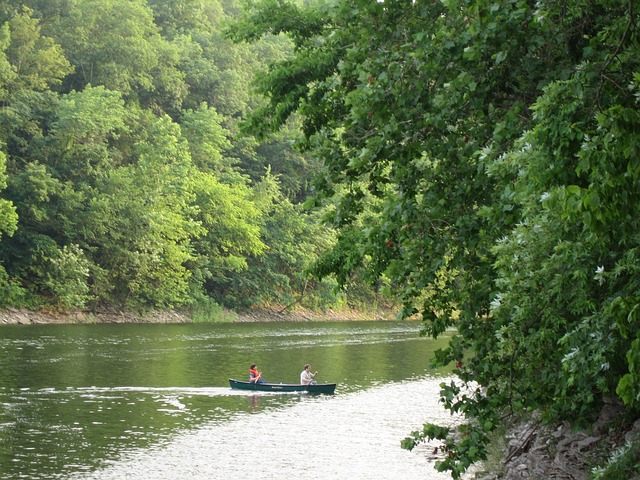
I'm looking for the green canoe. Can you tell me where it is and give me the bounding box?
[229,379,336,395]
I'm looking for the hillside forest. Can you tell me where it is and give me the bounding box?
[0,0,391,316]
[1,0,640,478]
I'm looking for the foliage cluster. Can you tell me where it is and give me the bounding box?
[0,0,391,315]
[229,0,640,476]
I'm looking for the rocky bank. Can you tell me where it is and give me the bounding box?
[475,401,640,480]
[0,305,395,325]
[0,307,192,325]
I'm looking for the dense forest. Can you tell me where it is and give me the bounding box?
[227,0,640,478]
[0,0,389,317]
[1,0,639,477]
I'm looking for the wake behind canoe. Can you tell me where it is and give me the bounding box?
[229,379,336,395]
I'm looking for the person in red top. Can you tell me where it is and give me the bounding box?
[249,364,265,384]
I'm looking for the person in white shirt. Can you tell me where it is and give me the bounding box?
[300,364,318,385]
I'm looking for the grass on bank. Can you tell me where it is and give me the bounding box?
[189,299,238,323]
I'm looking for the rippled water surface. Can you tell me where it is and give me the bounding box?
[0,321,462,479]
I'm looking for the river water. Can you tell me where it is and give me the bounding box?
[0,321,466,479]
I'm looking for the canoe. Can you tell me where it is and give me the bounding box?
[229,379,336,395]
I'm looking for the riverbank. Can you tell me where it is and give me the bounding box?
[474,400,640,480]
[0,305,398,325]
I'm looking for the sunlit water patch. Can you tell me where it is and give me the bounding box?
[69,378,465,480]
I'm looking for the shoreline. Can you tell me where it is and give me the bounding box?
[0,306,399,325]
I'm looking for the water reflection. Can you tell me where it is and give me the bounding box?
[248,394,261,413]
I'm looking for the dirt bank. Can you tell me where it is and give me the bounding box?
[0,306,397,325]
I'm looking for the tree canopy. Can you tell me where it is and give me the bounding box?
[229,0,640,476]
